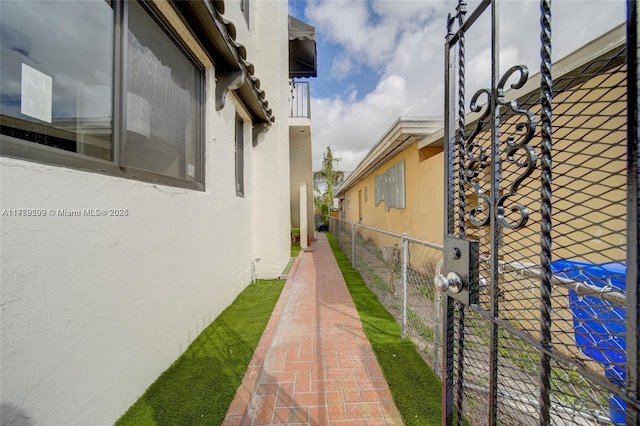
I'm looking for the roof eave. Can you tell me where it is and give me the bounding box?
[171,0,275,127]
[336,117,443,196]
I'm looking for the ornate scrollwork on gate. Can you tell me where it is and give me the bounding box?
[495,66,538,229]
[463,65,538,230]
[464,89,492,228]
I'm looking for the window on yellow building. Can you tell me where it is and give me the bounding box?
[374,159,405,211]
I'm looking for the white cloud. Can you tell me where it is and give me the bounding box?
[330,55,354,80]
[307,0,626,172]
[305,0,398,70]
[343,84,359,102]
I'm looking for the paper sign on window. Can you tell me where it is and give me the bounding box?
[21,63,52,123]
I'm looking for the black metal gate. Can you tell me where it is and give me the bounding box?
[437,0,639,424]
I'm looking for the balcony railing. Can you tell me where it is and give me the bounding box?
[290,81,310,118]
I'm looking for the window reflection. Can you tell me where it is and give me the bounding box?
[0,0,113,160]
[126,1,201,181]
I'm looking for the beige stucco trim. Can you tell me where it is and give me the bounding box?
[340,145,444,243]
[153,0,213,68]
[337,117,442,196]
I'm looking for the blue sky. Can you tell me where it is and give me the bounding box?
[289,0,626,172]
[289,0,380,100]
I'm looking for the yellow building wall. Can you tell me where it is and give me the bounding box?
[341,63,627,366]
[342,66,626,264]
[343,143,444,244]
[465,63,628,364]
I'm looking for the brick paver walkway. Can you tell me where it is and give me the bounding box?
[224,233,403,425]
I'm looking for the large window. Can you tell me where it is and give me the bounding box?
[0,0,114,160]
[0,0,204,189]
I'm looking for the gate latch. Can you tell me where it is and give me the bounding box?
[433,237,479,305]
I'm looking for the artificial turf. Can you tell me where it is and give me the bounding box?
[291,240,301,257]
[326,232,443,425]
[115,278,285,426]
[291,228,301,257]
[117,238,448,425]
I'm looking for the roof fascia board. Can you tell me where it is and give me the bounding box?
[336,118,442,195]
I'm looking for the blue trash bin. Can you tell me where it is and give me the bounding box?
[550,260,627,424]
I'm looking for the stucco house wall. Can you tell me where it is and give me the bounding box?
[0,1,290,424]
[460,26,628,352]
[249,1,292,275]
[342,144,444,244]
[397,25,627,362]
[289,122,314,234]
[336,26,628,364]
[340,25,626,266]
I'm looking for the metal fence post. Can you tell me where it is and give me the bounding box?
[401,233,408,338]
[538,1,553,424]
[351,222,356,269]
[626,1,640,422]
[434,291,441,373]
[327,220,446,385]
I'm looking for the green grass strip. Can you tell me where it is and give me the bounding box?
[282,257,296,274]
[291,241,301,257]
[116,278,285,426]
[327,232,442,425]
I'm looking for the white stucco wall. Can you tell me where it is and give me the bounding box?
[250,0,292,278]
[0,1,290,425]
[289,123,314,232]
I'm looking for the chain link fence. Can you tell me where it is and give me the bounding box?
[329,217,444,373]
[330,212,630,424]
